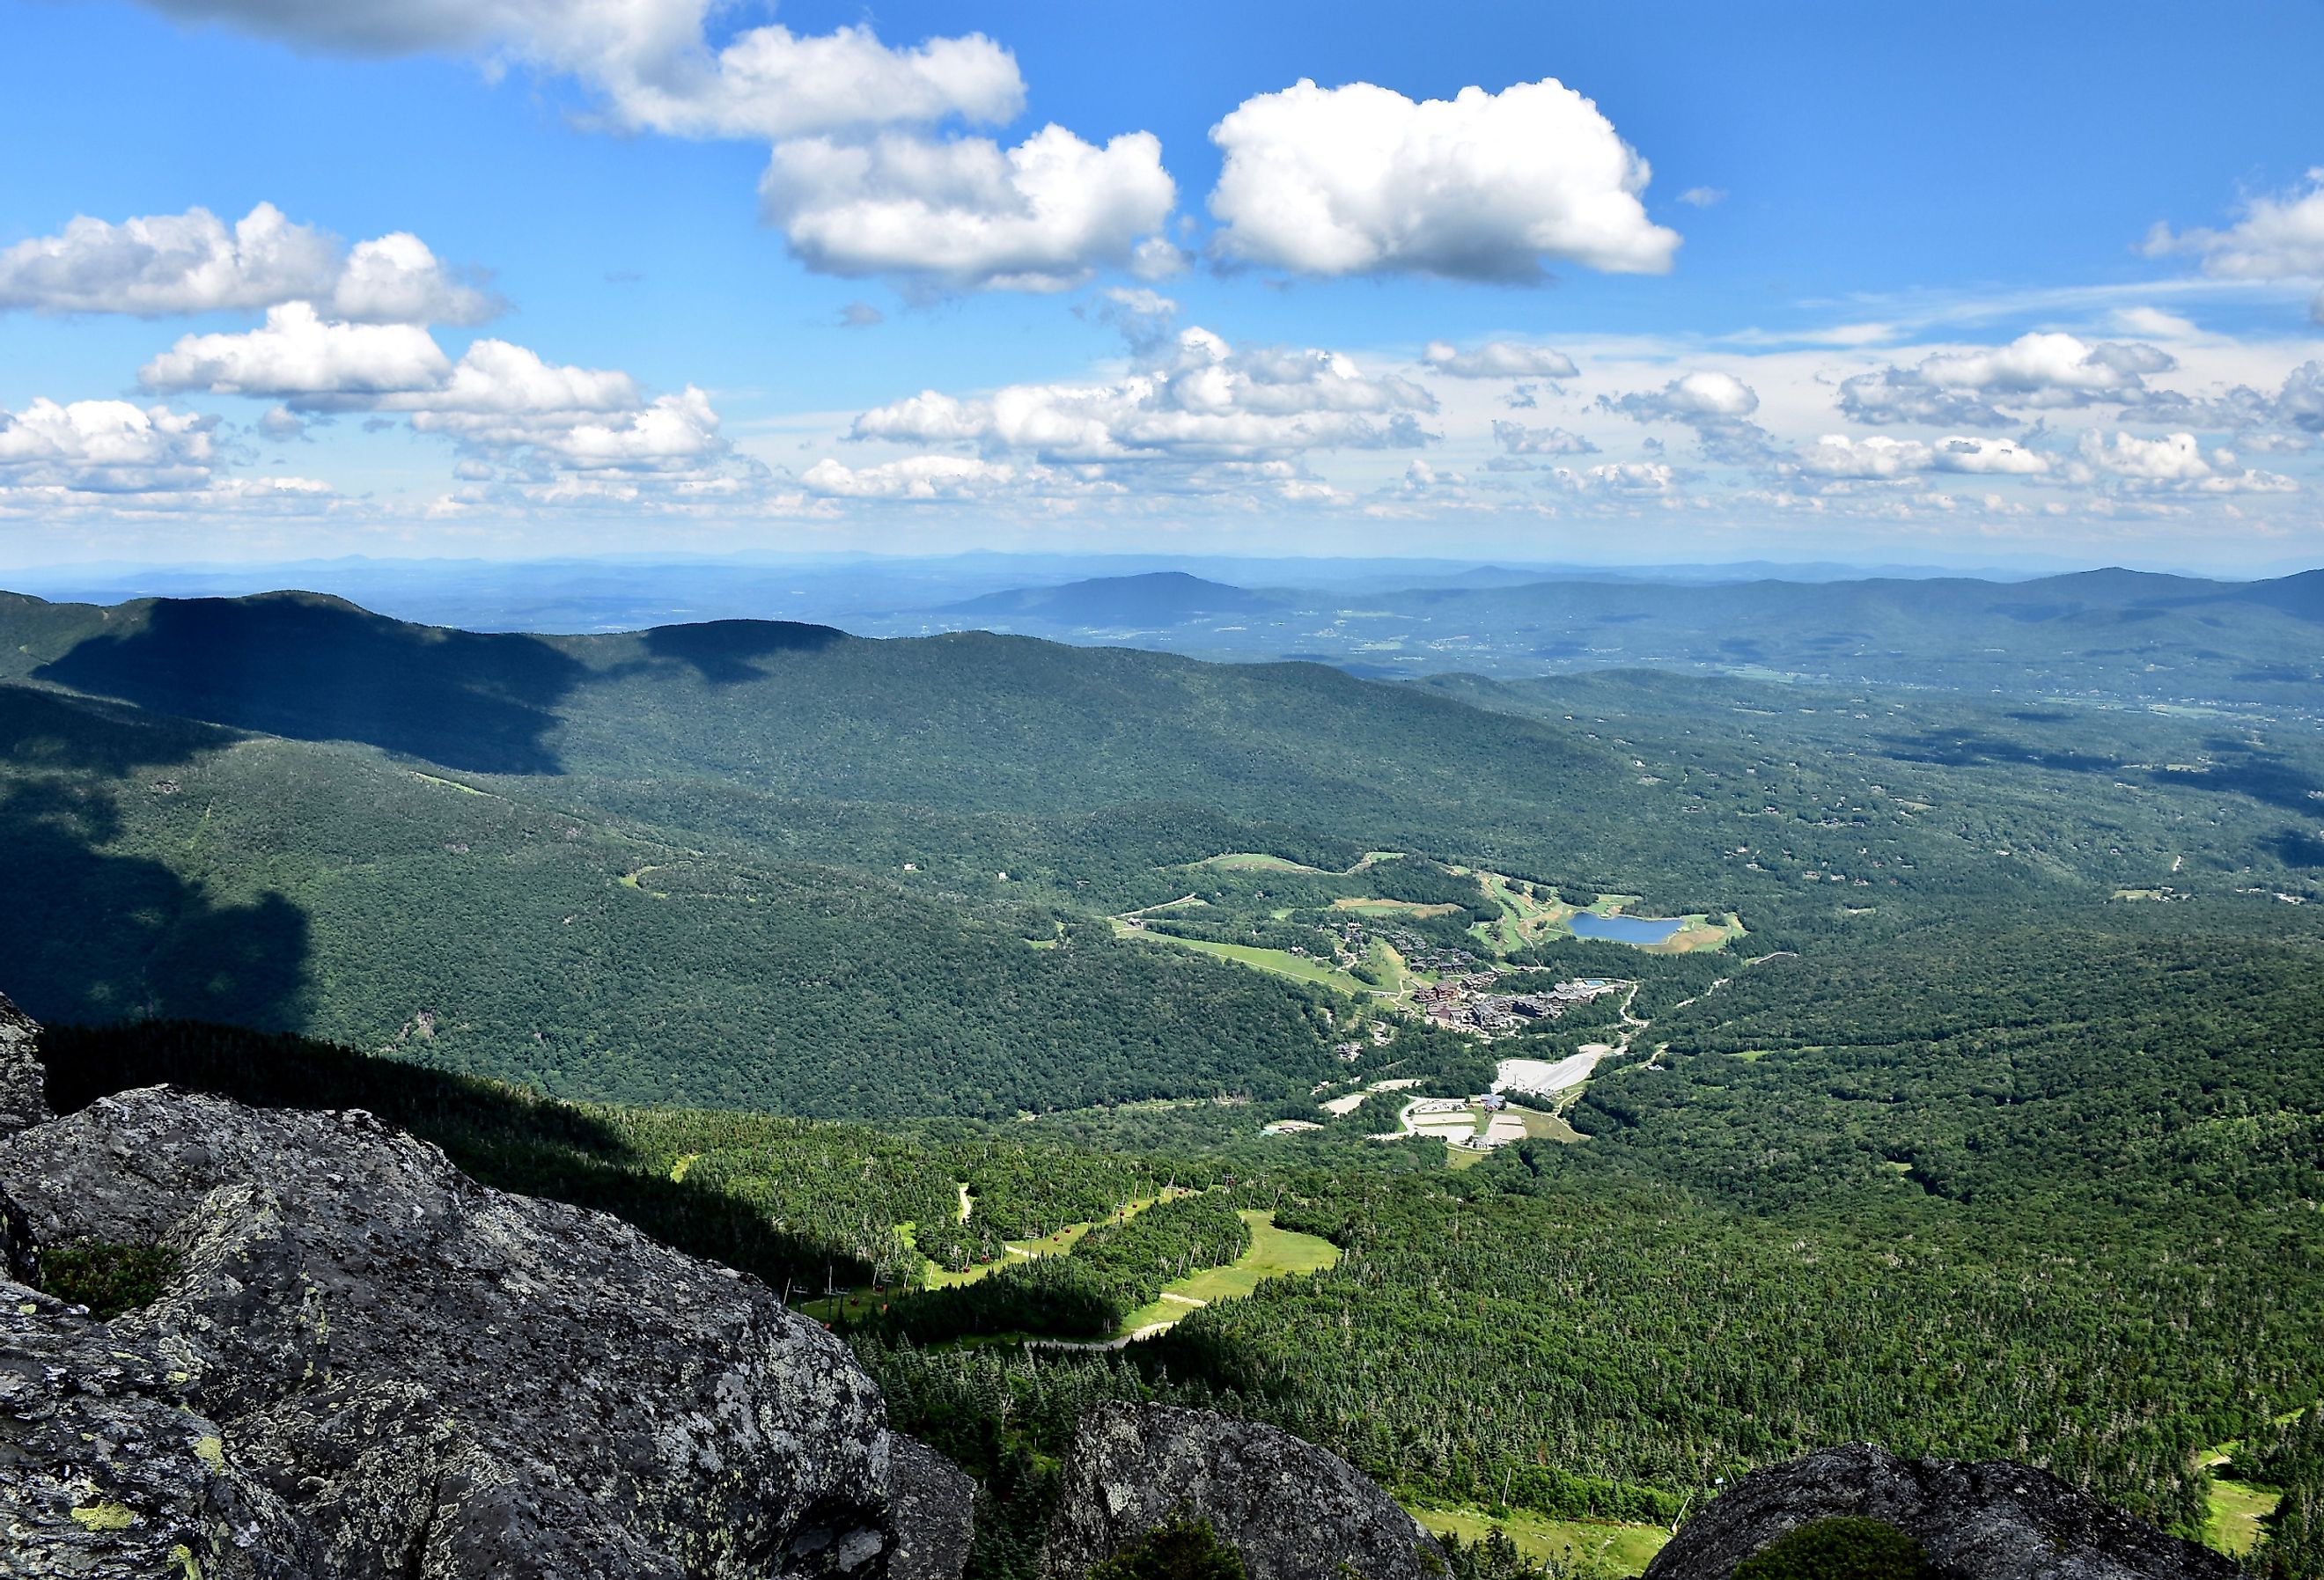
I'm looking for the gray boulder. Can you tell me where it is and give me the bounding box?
[888,1437,977,1580]
[1041,1401,1443,1580]
[1642,1442,2234,1580]
[0,1271,319,1577]
[0,989,47,1135]
[0,1082,958,1578]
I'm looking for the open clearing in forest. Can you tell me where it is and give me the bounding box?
[2196,1417,2298,1556]
[810,1188,1200,1310]
[1494,1047,1613,1099]
[1187,852,1343,874]
[1330,897,1463,918]
[1184,849,1408,877]
[1115,923,1379,995]
[1411,1503,1668,1577]
[945,1187,1194,1281]
[1467,870,1575,952]
[1513,1106,1585,1143]
[2203,1478,2280,1555]
[408,770,494,797]
[1111,1209,1340,1339]
[1642,913,1747,954]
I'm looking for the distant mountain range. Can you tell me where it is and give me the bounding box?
[0,552,2070,635]
[935,571,1290,626]
[901,564,2324,704]
[10,559,2320,707]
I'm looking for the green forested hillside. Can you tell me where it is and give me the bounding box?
[5,587,2324,1576]
[5,591,2324,1117]
[0,698,1346,1116]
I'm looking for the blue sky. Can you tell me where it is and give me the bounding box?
[3,0,2321,570]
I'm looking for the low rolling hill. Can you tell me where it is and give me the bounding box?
[933,570,1290,627]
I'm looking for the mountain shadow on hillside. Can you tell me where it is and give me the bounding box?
[641,618,848,683]
[0,683,240,774]
[34,593,583,775]
[0,779,309,1027]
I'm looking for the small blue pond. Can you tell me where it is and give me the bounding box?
[1569,912,1686,946]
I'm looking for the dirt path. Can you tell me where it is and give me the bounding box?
[1117,894,1202,919]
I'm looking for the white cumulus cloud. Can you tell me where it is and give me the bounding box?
[1548,461,1674,494]
[124,5,1169,299]
[329,231,498,324]
[760,125,1176,293]
[1207,77,1679,282]
[139,302,737,487]
[1423,341,1579,380]
[2282,362,2324,434]
[0,397,215,491]
[417,387,722,473]
[802,453,1031,499]
[1797,433,2048,480]
[846,324,1438,468]
[2075,430,2297,494]
[2144,171,2324,281]
[1491,421,1597,456]
[408,338,640,415]
[140,303,453,400]
[1605,371,1769,463]
[1610,371,1759,421]
[0,202,496,323]
[0,394,338,516]
[128,2,1024,141]
[1838,333,2174,427]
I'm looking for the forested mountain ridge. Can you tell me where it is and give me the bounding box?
[1,589,1624,811]
[5,586,2324,1128]
[876,562,2324,704]
[4,585,2322,1573]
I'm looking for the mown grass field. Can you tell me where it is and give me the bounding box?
[803,1189,1199,1314]
[1644,912,1747,955]
[1411,1502,1669,1577]
[2203,1477,2281,1555]
[1330,897,1463,918]
[1188,851,1343,874]
[1111,1209,1341,1336]
[1116,924,1377,994]
[1512,1105,1585,1143]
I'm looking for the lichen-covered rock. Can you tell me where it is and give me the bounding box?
[0,989,48,1135]
[888,1437,977,1580]
[0,1084,923,1578]
[0,1274,320,1577]
[1642,1442,2235,1580]
[1041,1402,1444,1580]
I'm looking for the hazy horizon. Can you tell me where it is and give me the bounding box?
[4,2,2321,573]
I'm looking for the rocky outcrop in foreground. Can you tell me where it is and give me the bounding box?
[0,990,47,1134]
[1643,1442,2235,1580]
[888,1437,978,1580]
[1041,1401,1445,1580]
[0,1072,955,1578]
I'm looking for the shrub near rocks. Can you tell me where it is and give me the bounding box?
[1732,1518,1932,1580]
[33,1238,181,1319]
[1088,1507,1250,1580]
